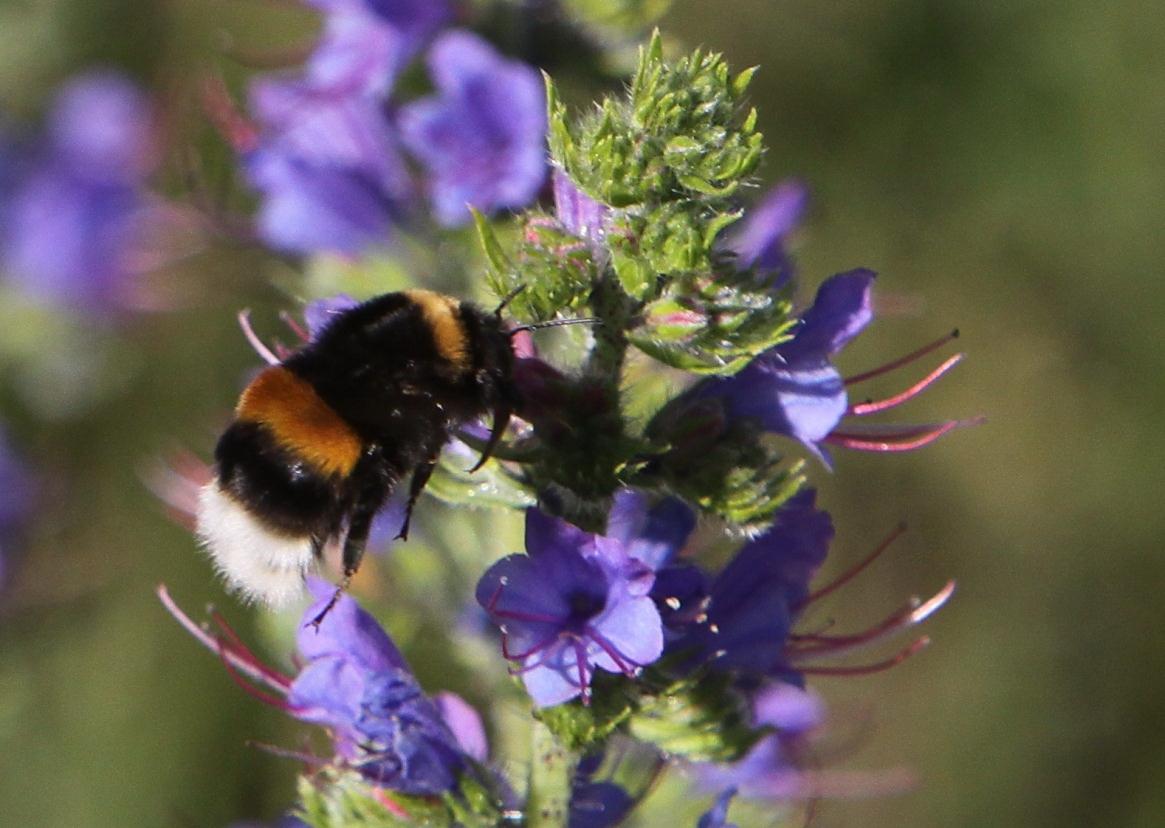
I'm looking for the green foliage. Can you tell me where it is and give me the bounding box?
[546,31,762,300]
[628,670,761,763]
[640,397,806,531]
[535,674,640,751]
[297,769,504,828]
[476,210,599,323]
[561,0,674,40]
[628,267,797,374]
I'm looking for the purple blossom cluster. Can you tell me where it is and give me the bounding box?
[241,0,546,255]
[0,73,159,312]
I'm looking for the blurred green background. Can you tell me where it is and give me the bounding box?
[0,0,1162,826]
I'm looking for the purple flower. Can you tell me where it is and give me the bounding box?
[725,179,809,291]
[246,79,410,255]
[2,73,155,311]
[286,580,468,793]
[697,270,874,464]
[605,488,695,571]
[400,31,546,226]
[157,582,475,796]
[696,787,738,828]
[476,509,664,707]
[303,293,361,339]
[668,490,832,683]
[299,0,450,94]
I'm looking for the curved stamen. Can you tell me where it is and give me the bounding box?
[502,631,562,662]
[237,309,281,365]
[843,330,959,386]
[798,637,930,677]
[584,625,640,676]
[789,581,955,661]
[279,310,311,343]
[825,419,980,452]
[157,584,290,693]
[798,523,907,610]
[211,609,294,685]
[847,354,963,416]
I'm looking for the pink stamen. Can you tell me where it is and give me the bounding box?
[200,76,258,153]
[847,354,963,416]
[799,637,930,677]
[799,523,907,609]
[218,652,294,711]
[245,740,329,768]
[210,609,294,685]
[371,789,411,819]
[843,330,959,386]
[280,310,311,343]
[825,419,979,452]
[789,580,955,661]
[237,310,281,365]
[156,585,289,693]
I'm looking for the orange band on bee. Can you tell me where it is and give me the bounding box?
[236,367,363,477]
[404,289,470,372]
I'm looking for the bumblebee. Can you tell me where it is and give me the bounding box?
[197,289,523,615]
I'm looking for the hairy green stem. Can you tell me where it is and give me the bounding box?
[527,719,576,827]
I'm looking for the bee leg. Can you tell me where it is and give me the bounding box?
[467,404,512,473]
[308,482,385,630]
[396,457,437,542]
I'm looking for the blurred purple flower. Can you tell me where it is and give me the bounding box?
[696,683,823,800]
[304,292,361,338]
[400,31,546,226]
[2,73,156,311]
[300,0,450,94]
[725,179,808,291]
[246,79,411,255]
[476,509,663,707]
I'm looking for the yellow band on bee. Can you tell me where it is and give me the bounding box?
[404,289,470,372]
[236,367,363,477]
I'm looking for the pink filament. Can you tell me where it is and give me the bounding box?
[847,353,963,416]
[843,330,959,386]
[798,523,907,610]
[799,637,930,677]
[825,420,967,452]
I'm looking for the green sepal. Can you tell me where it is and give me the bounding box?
[628,269,797,376]
[627,670,762,763]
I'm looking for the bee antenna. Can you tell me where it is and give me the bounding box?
[494,285,527,317]
[509,317,601,336]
